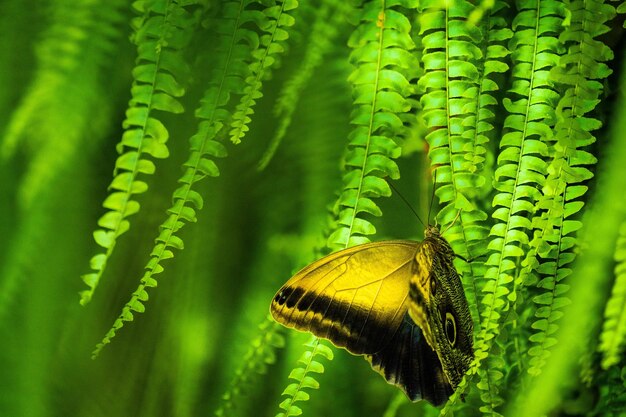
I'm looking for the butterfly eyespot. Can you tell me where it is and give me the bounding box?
[445,312,456,346]
[274,287,294,305]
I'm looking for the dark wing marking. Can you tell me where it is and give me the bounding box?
[270,241,419,355]
[366,314,453,406]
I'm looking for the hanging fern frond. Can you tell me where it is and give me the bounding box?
[91,0,300,355]
[476,350,506,416]
[505,77,626,416]
[600,221,626,369]
[418,0,485,231]
[258,0,353,170]
[1,0,127,206]
[229,0,299,144]
[472,0,565,368]
[327,0,418,251]
[215,317,286,416]
[0,0,127,319]
[80,0,200,306]
[522,0,614,376]
[418,0,503,337]
[464,0,514,332]
[276,338,333,417]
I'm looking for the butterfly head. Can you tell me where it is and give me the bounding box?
[409,226,474,390]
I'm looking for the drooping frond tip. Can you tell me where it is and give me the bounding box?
[276,338,333,417]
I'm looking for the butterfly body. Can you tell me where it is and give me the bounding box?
[270,226,473,406]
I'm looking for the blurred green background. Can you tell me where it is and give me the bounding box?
[1,0,626,416]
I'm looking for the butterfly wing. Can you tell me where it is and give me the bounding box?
[270,241,419,355]
[366,314,452,406]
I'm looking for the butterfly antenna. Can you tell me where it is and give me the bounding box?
[388,181,425,228]
[428,168,437,226]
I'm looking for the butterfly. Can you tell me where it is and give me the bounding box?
[270,225,474,406]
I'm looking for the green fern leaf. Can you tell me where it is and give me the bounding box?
[275,337,333,417]
[91,0,276,355]
[80,0,200,306]
[418,0,510,339]
[600,221,626,369]
[1,0,127,207]
[472,0,564,370]
[215,317,286,416]
[327,0,418,251]
[521,0,614,376]
[229,0,299,144]
[258,0,353,170]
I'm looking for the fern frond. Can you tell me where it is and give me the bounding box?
[80,0,200,306]
[473,0,564,368]
[2,0,127,206]
[505,49,626,417]
[418,0,507,337]
[598,364,626,415]
[600,221,626,369]
[276,338,333,417]
[229,0,299,144]
[215,317,286,416]
[91,0,276,355]
[522,0,614,376]
[476,353,506,417]
[466,1,514,334]
[258,0,353,170]
[327,0,418,251]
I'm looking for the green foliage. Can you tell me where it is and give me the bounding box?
[80,0,200,305]
[473,0,564,369]
[3,0,626,416]
[258,0,353,170]
[92,0,299,355]
[417,0,509,337]
[522,0,613,376]
[600,221,626,369]
[0,0,128,322]
[229,0,299,144]
[327,0,418,251]
[2,0,127,206]
[506,73,626,415]
[276,338,334,417]
[215,318,286,416]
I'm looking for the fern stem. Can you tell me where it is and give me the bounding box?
[344,0,386,246]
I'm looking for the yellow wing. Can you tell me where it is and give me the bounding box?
[270,241,419,355]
